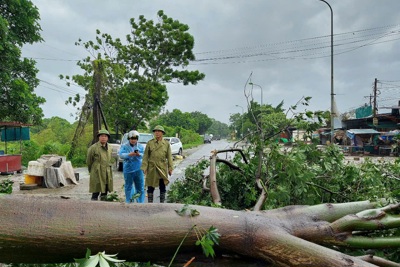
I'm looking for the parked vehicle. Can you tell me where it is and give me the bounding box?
[164,137,183,155]
[108,133,121,161]
[117,132,154,171]
[203,134,212,144]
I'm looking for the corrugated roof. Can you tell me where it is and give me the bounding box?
[347,129,380,135]
[0,121,32,127]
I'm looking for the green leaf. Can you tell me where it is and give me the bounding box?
[82,255,100,267]
[205,226,221,245]
[85,248,91,259]
[175,204,189,216]
[99,254,110,267]
[100,252,125,263]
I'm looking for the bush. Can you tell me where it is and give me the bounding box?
[21,140,41,166]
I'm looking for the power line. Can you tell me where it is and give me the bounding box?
[22,24,400,66]
[38,79,82,96]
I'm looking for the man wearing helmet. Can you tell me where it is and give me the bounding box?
[118,130,145,203]
[86,129,114,201]
[141,125,173,203]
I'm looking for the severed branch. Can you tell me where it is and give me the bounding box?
[306,182,346,198]
[213,148,248,164]
[330,203,400,233]
[202,175,209,191]
[208,152,221,205]
[382,170,400,181]
[346,236,400,249]
[358,254,400,267]
[208,149,249,206]
[253,181,268,211]
[216,158,243,172]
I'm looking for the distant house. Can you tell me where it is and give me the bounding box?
[342,101,400,131]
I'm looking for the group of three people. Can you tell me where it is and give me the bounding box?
[86,125,173,203]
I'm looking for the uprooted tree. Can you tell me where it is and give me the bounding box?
[0,195,399,267]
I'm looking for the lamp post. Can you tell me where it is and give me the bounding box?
[318,0,334,143]
[235,104,244,138]
[248,82,263,106]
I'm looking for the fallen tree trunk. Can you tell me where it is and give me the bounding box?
[0,195,399,266]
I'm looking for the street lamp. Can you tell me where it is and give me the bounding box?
[248,82,263,106]
[318,0,335,143]
[235,104,244,138]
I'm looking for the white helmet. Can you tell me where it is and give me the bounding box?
[128,130,140,139]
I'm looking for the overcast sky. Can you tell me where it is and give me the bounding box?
[22,0,400,125]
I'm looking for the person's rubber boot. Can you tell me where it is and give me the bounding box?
[160,192,166,203]
[148,193,153,203]
[91,192,99,201]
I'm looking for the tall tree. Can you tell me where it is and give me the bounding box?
[190,111,213,134]
[0,0,45,124]
[151,109,199,132]
[62,10,205,133]
[207,119,230,138]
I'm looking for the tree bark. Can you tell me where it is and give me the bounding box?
[0,195,398,266]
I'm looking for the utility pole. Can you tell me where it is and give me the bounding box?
[373,78,378,126]
[363,94,373,106]
[92,60,103,143]
[373,78,378,117]
[318,0,334,143]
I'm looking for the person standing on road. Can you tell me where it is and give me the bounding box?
[141,125,173,203]
[87,129,114,201]
[118,130,145,203]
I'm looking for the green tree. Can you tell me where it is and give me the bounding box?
[190,111,213,134]
[62,10,205,133]
[207,119,230,138]
[229,112,242,139]
[32,117,74,145]
[0,0,45,124]
[151,109,198,132]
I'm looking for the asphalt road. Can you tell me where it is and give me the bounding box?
[4,139,237,203]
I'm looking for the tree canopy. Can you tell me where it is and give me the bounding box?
[62,10,205,133]
[0,0,45,124]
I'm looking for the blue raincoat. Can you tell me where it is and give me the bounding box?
[119,142,145,203]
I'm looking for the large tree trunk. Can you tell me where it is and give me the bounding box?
[0,195,399,266]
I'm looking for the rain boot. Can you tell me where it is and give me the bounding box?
[160,192,166,203]
[91,192,100,201]
[148,193,153,203]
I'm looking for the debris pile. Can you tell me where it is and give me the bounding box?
[21,155,79,190]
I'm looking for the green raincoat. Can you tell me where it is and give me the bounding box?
[141,138,173,188]
[87,141,114,193]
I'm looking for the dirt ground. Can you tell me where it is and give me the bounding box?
[4,165,125,200]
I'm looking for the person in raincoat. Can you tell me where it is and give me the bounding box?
[118,130,145,203]
[87,129,114,201]
[141,125,173,203]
